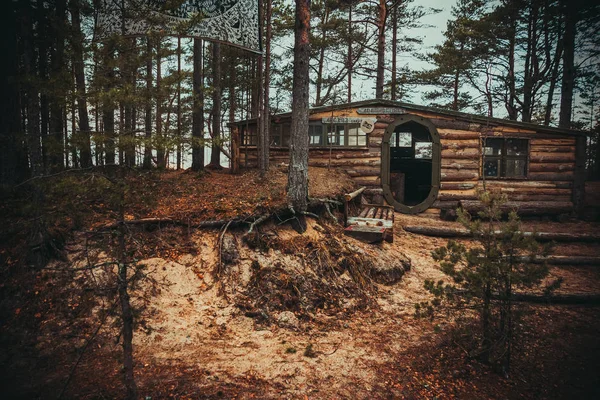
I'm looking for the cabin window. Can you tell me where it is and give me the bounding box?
[309,124,324,145]
[267,122,367,147]
[483,138,528,178]
[241,126,257,146]
[270,124,291,146]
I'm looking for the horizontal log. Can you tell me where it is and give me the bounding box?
[530,139,576,146]
[529,153,575,163]
[481,180,572,189]
[431,119,481,131]
[459,200,573,215]
[346,168,381,177]
[441,148,480,159]
[441,159,479,170]
[438,129,481,140]
[317,151,377,159]
[374,122,390,129]
[440,182,477,190]
[528,163,575,173]
[491,187,572,196]
[506,293,600,305]
[504,194,572,202]
[364,188,384,195]
[353,177,381,186]
[309,159,381,168]
[441,140,480,150]
[492,126,537,134]
[403,225,600,243]
[433,200,460,210]
[527,172,575,181]
[530,145,575,153]
[523,255,600,266]
[438,193,479,201]
[441,171,479,180]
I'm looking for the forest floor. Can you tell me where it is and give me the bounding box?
[1,167,599,399]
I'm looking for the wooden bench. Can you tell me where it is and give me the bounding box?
[343,187,395,243]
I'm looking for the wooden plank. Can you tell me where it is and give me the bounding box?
[347,217,394,228]
[440,182,477,190]
[527,172,575,181]
[441,159,479,170]
[442,140,480,150]
[459,200,574,215]
[441,148,480,159]
[441,171,479,180]
[358,207,370,218]
[344,225,388,244]
[431,119,481,131]
[481,180,572,189]
[492,126,537,133]
[528,163,575,173]
[530,139,576,146]
[530,145,576,153]
[529,153,575,163]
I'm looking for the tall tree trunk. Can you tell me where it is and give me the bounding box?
[49,0,67,171]
[375,0,387,99]
[263,0,272,172]
[559,0,576,128]
[70,0,92,167]
[210,43,222,167]
[347,5,352,104]
[156,39,165,168]
[288,0,311,216]
[391,4,397,101]
[123,38,136,167]
[544,29,563,125]
[38,0,49,171]
[22,2,43,177]
[116,178,137,400]
[0,1,25,184]
[315,7,329,106]
[192,39,205,171]
[143,38,153,169]
[176,37,182,170]
[103,41,116,166]
[506,17,518,120]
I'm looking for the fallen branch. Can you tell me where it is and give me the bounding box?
[247,214,270,235]
[403,225,600,243]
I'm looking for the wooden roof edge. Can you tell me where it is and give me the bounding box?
[230,99,589,137]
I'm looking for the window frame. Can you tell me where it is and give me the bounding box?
[482,137,529,179]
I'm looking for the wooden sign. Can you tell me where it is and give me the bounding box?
[357,107,407,115]
[321,117,376,133]
[322,117,364,124]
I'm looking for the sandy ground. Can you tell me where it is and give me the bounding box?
[2,211,600,399]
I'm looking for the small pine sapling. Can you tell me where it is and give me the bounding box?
[416,191,560,374]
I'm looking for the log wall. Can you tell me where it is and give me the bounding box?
[237,107,583,217]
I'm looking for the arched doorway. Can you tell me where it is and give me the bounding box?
[381,114,441,214]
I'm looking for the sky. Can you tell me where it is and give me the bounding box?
[322,0,458,104]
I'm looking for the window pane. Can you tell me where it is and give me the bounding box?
[282,124,290,146]
[414,142,432,159]
[357,135,367,146]
[505,159,527,177]
[484,138,503,155]
[506,139,527,156]
[398,131,412,147]
[309,125,323,145]
[348,136,358,146]
[484,159,500,177]
[390,132,397,147]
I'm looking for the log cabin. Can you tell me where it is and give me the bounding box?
[230,99,587,218]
